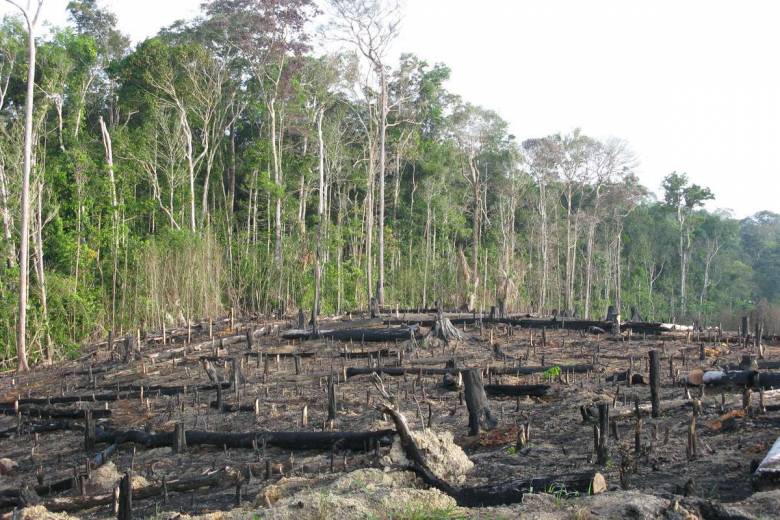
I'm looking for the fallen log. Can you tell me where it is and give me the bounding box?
[0,488,39,510]
[684,369,780,389]
[489,364,594,376]
[32,443,118,500]
[42,468,236,513]
[0,382,230,408]
[606,371,647,385]
[621,321,693,334]
[0,407,111,419]
[395,316,614,331]
[609,389,780,420]
[483,384,549,398]
[281,325,420,342]
[0,419,84,439]
[345,364,593,379]
[245,350,316,359]
[338,348,395,359]
[403,314,686,335]
[605,399,692,420]
[753,436,780,491]
[94,428,395,451]
[454,471,607,507]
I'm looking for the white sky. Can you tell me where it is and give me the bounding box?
[3,0,779,217]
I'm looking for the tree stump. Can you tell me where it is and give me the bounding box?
[649,350,661,418]
[463,369,496,436]
[117,472,132,520]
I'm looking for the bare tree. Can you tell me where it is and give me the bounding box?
[326,0,402,305]
[4,0,44,372]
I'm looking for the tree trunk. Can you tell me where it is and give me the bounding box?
[99,116,119,347]
[0,160,13,266]
[463,369,496,436]
[377,70,387,305]
[15,4,40,372]
[365,141,376,305]
[312,108,325,332]
[269,97,283,267]
[32,182,52,363]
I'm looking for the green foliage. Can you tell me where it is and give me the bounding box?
[1,1,778,369]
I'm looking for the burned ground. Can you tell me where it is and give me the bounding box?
[0,313,778,519]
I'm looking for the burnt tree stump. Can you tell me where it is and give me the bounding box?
[117,472,132,520]
[649,350,661,418]
[463,369,496,436]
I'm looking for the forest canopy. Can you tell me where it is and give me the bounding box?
[1,0,779,367]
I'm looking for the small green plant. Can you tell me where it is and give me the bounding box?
[543,366,561,380]
[505,445,518,455]
[546,483,580,507]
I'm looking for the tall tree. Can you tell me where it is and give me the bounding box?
[662,172,714,316]
[4,0,44,372]
[205,0,317,268]
[326,0,402,305]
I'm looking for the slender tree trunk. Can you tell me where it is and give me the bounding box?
[33,182,52,362]
[472,179,480,311]
[564,186,573,313]
[15,3,41,372]
[99,116,119,343]
[377,71,388,305]
[700,239,719,306]
[269,98,282,267]
[538,180,548,313]
[423,197,431,308]
[312,108,325,331]
[584,219,595,319]
[365,141,376,305]
[178,108,197,233]
[228,126,236,219]
[0,159,14,267]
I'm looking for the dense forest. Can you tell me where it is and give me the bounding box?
[1,0,779,368]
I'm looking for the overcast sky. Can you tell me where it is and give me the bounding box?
[3,0,779,217]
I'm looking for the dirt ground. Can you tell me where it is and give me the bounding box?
[1,313,778,519]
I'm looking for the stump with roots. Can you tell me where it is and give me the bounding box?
[429,313,465,344]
